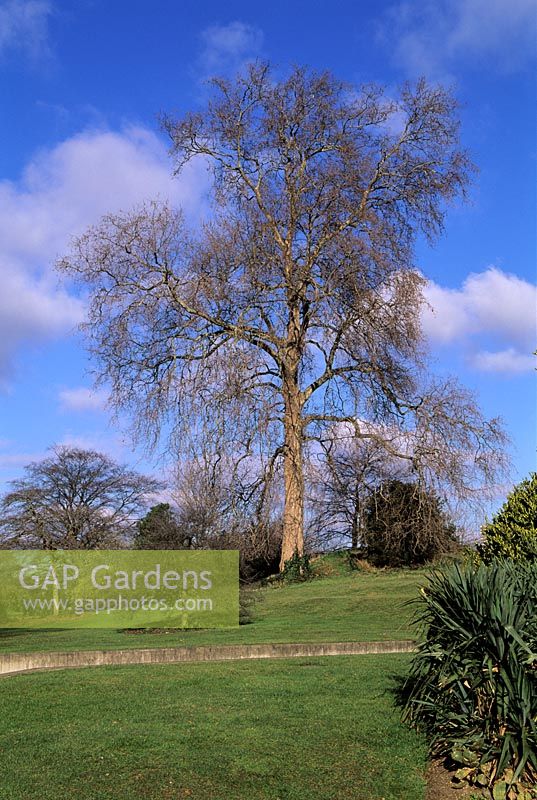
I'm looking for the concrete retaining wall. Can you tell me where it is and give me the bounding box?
[0,640,416,677]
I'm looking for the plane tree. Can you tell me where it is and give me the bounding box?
[58,64,507,568]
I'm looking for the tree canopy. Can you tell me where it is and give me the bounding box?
[362,479,457,566]
[58,63,508,567]
[477,473,537,562]
[0,446,161,549]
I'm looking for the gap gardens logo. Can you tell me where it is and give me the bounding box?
[0,550,239,629]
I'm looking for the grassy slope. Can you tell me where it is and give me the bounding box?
[0,555,426,654]
[0,655,427,800]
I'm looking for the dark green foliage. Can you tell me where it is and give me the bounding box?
[402,561,537,790]
[478,474,537,563]
[134,503,186,549]
[282,551,313,582]
[363,480,458,567]
[239,587,256,625]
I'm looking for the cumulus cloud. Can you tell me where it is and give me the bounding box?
[0,125,209,384]
[0,126,207,266]
[197,21,263,80]
[0,270,83,388]
[0,0,52,62]
[58,386,109,413]
[422,267,537,373]
[0,449,42,470]
[423,267,536,345]
[380,0,537,77]
[471,348,536,374]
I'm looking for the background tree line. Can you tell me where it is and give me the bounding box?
[0,442,476,578]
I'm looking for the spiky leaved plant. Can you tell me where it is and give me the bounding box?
[402,560,537,794]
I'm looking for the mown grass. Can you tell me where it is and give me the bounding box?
[0,655,427,800]
[0,557,426,653]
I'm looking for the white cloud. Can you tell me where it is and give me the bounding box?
[198,21,263,80]
[422,267,537,373]
[422,282,469,344]
[57,431,129,460]
[381,0,537,77]
[0,125,209,384]
[0,126,207,266]
[0,449,42,470]
[423,267,536,346]
[0,269,83,388]
[58,386,109,413]
[471,348,536,374]
[0,0,52,61]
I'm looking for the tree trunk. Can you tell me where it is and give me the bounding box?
[351,480,360,549]
[280,373,305,571]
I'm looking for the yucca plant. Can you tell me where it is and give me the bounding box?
[402,560,537,793]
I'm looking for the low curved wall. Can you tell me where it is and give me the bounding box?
[0,640,416,676]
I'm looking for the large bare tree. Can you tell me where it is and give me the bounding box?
[58,64,507,569]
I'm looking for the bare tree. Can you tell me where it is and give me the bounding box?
[58,64,507,569]
[307,438,391,550]
[0,446,161,549]
[134,452,282,579]
[308,377,509,548]
[173,452,283,578]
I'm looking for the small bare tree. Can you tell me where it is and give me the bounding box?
[58,64,507,569]
[308,438,391,550]
[308,378,509,548]
[133,448,282,578]
[0,446,161,549]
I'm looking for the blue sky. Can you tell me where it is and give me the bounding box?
[0,0,535,520]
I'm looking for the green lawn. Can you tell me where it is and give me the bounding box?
[0,560,426,654]
[0,655,427,800]
[0,560,429,798]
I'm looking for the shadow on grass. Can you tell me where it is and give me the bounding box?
[389,668,416,709]
[0,628,52,640]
